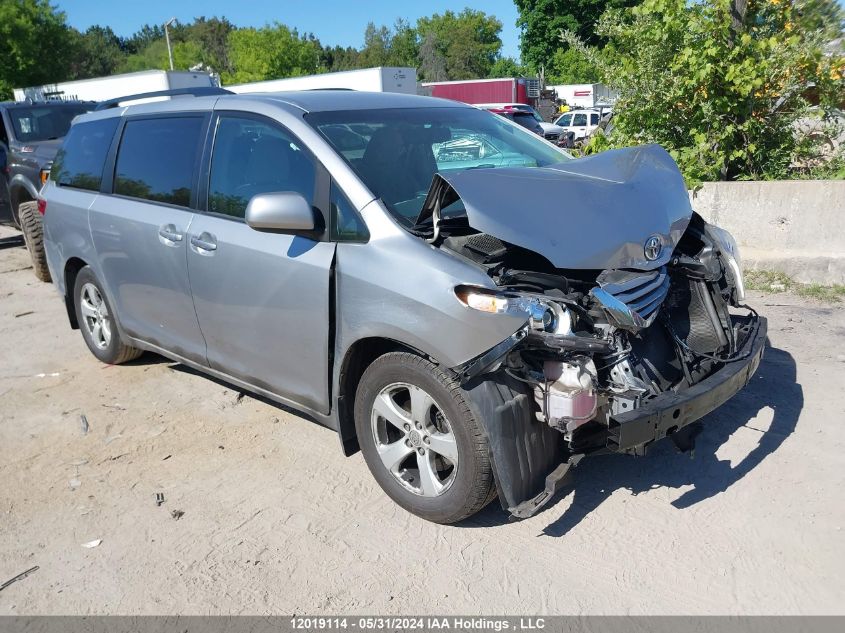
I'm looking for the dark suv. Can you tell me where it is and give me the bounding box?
[1,100,94,280]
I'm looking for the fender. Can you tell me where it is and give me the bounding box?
[8,175,39,223]
[10,175,39,200]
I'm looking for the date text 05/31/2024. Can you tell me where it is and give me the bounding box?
[290,617,547,630]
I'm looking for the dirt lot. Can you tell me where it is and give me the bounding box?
[1,224,844,615]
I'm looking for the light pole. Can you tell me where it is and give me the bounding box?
[164,17,176,71]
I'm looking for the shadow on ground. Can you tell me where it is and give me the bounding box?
[166,360,321,425]
[135,343,801,536]
[465,343,802,535]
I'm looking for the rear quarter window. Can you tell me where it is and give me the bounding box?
[51,118,119,191]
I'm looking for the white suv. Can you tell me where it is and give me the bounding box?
[553,109,604,141]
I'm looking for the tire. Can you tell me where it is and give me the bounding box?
[19,201,51,282]
[73,266,143,365]
[354,352,496,524]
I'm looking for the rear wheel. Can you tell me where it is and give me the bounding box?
[354,352,496,524]
[73,266,142,364]
[19,201,50,282]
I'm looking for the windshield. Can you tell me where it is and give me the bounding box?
[9,105,92,143]
[307,107,569,225]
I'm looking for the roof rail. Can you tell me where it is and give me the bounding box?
[94,87,233,111]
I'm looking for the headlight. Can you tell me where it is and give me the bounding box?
[455,285,572,334]
[707,224,745,302]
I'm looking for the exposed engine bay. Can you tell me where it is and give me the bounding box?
[402,146,766,517]
[410,149,766,517]
[440,213,757,454]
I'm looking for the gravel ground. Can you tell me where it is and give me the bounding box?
[1,224,843,615]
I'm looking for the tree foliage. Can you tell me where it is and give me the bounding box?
[563,0,845,183]
[515,0,638,72]
[488,56,527,78]
[358,19,418,68]
[416,9,503,80]
[0,0,74,98]
[547,47,600,84]
[223,24,320,84]
[0,2,511,98]
[69,26,124,79]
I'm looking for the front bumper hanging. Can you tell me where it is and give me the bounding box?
[608,316,767,452]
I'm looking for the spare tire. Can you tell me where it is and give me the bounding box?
[19,201,51,282]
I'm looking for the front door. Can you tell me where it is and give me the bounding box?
[572,113,588,139]
[90,114,208,362]
[187,113,335,414]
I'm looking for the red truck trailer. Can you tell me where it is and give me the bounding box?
[421,77,540,106]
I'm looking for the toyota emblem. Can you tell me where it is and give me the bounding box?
[644,235,663,261]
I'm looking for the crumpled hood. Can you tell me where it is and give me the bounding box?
[433,144,693,270]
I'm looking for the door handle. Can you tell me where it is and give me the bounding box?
[158,224,183,246]
[190,232,217,254]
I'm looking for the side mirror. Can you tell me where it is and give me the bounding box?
[245,192,315,233]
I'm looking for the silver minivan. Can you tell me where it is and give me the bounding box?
[42,89,765,524]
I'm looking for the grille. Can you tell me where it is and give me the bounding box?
[544,132,560,141]
[591,268,670,330]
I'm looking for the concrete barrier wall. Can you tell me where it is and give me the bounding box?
[690,180,845,284]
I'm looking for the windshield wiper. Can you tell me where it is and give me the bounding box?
[465,164,495,170]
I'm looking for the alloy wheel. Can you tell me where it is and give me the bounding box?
[370,382,459,497]
[79,283,112,350]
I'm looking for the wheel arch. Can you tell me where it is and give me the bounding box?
[9,177,37,226]
[63,257,89,329]
[336,336,430,456]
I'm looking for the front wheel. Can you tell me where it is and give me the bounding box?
[354,352,496,524]
[73,266,142,365]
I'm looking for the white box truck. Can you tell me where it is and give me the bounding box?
[14,70,216,103]
[227,67,417,95]
[549,83,618,109]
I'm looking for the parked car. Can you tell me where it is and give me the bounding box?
[553,108,607,141]
[487,107,544,137]
[479,103,567,145]
[41,89,765,524]
[0,99,95,281]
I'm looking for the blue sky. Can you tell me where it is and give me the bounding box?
[56,0,523,60]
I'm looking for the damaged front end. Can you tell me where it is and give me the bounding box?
[419,146,767,519]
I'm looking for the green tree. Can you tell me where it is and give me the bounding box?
[488,56,526,78]
[223,23,319,84]
[119,39,205,73]
[319,45,361,72]
[416,9,503,80]
[359,23,392,67]
[0,0,75,98]
[388,19,419,68]
[187,16,235,73]
[69,25,124,79]
[418,32,448,81]
[563,0,845,182]
[547,47,599,83]
[124,24,165,55]
[515,0,638,72]
[358,19,419,69]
